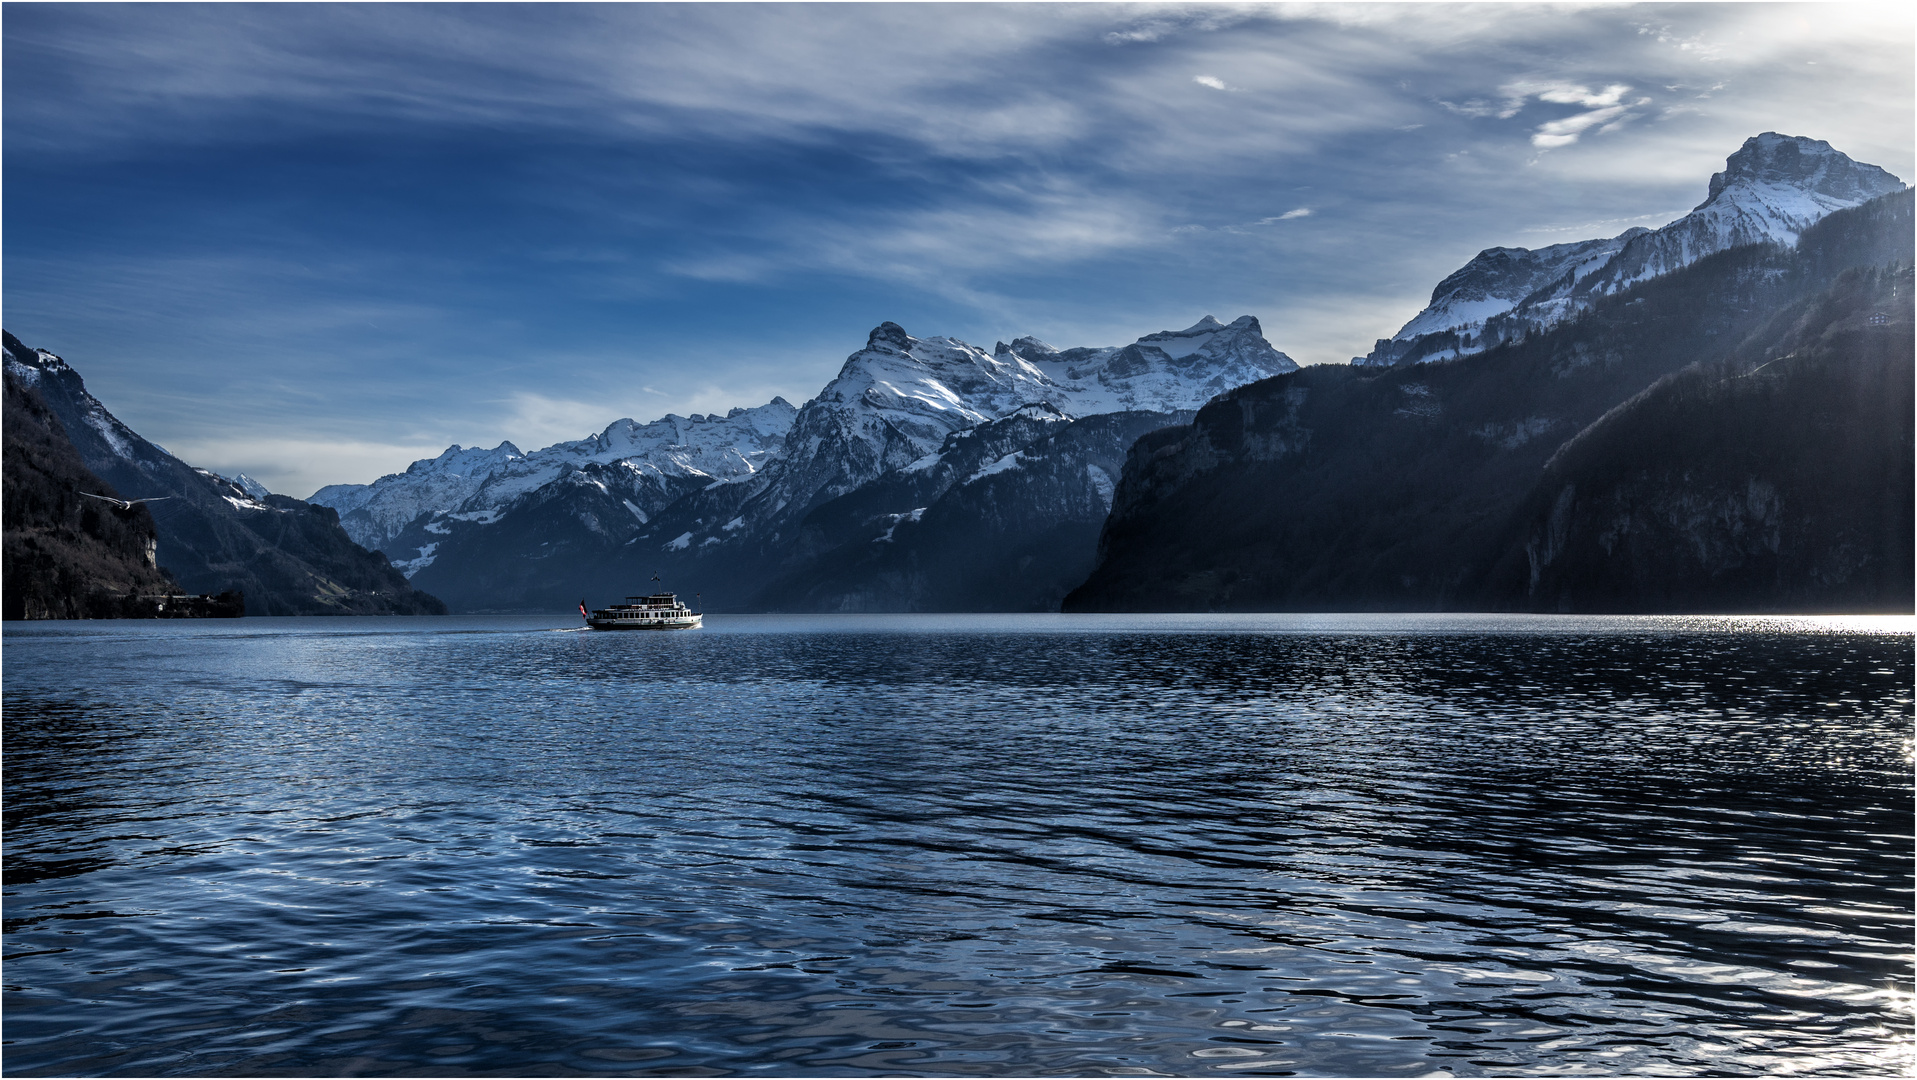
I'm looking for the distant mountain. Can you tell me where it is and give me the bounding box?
[313,399,798,556]
[1068,189,1913,613]
[1359,133,1905,367]
[322,315,1295,612]
[3,332,445,616]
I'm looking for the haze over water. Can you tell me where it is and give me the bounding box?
[3,614,1911,1076]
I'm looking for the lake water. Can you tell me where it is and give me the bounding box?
[3,614,1911,1077]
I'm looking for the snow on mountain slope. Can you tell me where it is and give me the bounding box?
[5,345,152,466]
[1366,233,1647,362]
[727,316,1296,532]
[1568,132,1905,299]
[311,442,525,548]
[224,473,273,499]
[314,443,519,516]
[310,399,798,549]
[1359,133,1905,368]
[732,323,1062,528]
[802,322,1056,455]
[1012,315,1298,414]
[6,341,283,517]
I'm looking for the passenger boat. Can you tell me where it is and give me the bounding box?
[581,589,702,631]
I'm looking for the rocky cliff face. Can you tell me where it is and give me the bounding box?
[1360,133,1905,368]
[3,332,446,616]
[1069,189,1913,614]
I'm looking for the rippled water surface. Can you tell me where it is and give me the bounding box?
[3,614,1912,1077]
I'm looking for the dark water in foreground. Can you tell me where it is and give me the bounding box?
[3,614,1911,1077]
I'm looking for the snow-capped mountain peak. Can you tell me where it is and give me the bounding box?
[1015,315,1297,412]
[1698,132,1901,211]
[1138,314,1230,357]
[863,321,914,354]
[1581,133,1906,295]
[1005,335,1058,359]
[225,473,273,500]
[4,341,155,463]
[412,442,524,479]
[1358,133,1905,367]
[816,313,1299,426]
[819,324,1056,423]
[1141,314,1292,368]
[694,315,1302,535]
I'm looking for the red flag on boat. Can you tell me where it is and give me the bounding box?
[578,600,589,619]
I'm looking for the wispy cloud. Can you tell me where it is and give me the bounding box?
[665,174,1165,299]
[1103,10,1251,46]
[1634,20,1729,63]
[1508,80,1633,114]
[1530,104,1630,148]
[495,391,622,448]
[1173,208,1316,235]
[1438,98,1502,119]
[1495,79,1648,148]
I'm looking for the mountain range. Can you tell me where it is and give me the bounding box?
[312,314,1296,612]
[294,132,1905,616]
[7,132,1906,618]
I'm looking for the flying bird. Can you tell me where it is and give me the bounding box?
[80,492,172,510]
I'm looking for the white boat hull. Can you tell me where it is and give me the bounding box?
[587,614,702,631]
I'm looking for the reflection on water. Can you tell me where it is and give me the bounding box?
[3,614,1911,1076]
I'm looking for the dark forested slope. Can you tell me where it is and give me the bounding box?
[1488,265,1912,612]
[1066,190,1913,613]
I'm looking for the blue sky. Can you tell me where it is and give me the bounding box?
[4,3,1911,497]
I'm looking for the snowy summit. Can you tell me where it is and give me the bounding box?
[1359,133,1906,367]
